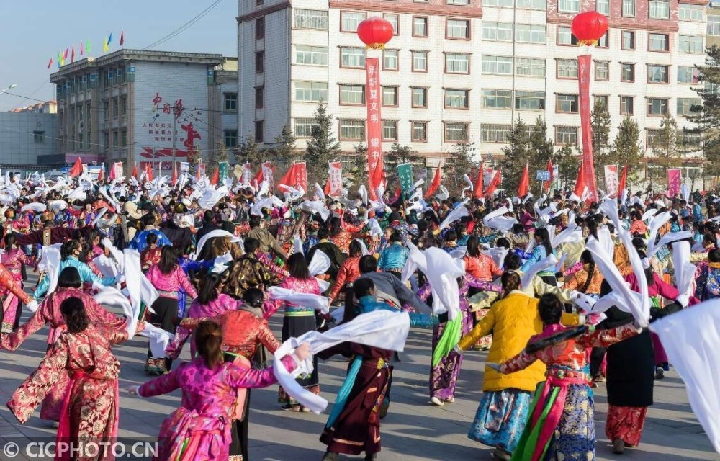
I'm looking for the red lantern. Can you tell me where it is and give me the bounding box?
[571,12,609,46]
[357,17,394,50]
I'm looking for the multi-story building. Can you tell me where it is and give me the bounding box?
[10,101,57,114]
[0,108,57,171]
[50,50,226,175]
[208,58,240,154]
[238,0,707,176]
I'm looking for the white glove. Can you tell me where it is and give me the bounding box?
[215,252,233,265]
[26,299,39,313]
[676,294,689,308]
[125,385,141,396]
[486,363,502,372]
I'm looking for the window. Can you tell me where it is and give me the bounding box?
[447,19,470,39]
[294,118,320,137]
[121,130,127,147]
[224,93,237,112]
[678,66,700,84]
[444,122,468,142]
[516,57,545,77]
[103,132,109,149]
[647,98,668,116]
[341,12,366,32]
[33,131,45,143]
[483,22,513,41]
[622,31,635,50]
[516,91,545,110]
[595,61,609,80]
[677,98,701,116]
[448,0,471,4]
[482,55,513,75]
[382,86,398,106]
[596,0,609,14]
[482,124,512,143]
[621,63,635,82]
[255,51,264,73]
[622,0,635,17]
[482,90,512,109]
[598,31,608,48]
[647,129,663,148]
[681,130,702,148]
[516,0,546,8]
[103,100,109,120]
[483,0,514,6]
[340,47,366,68]
[383,120,398,141]
[296,45,328,66]
[594,95,609,109]
[412,87,428,107]
[120,96,127,116]
[445,89,469,109]
[255,86,264,109]
[446,53,470,73]
[224,130,238,148]
[647,65,668,83]
[648,33,669,51]
[112,97,119,118]
[557,94,579,113]
[383,49,398,70]
[384,14,399,35]
[294,9,329,29]
[256,17,265,39]
[515,24,546,43]
[339,119,365,140]
[413,17,428,36]
[558,26,578,45]
[295,81,328,102]
[679,36,704,54]
[412,51,428,71]
[555,126,578,145]
[339,84,365,105]
[620,96,634,115]
[112,131,118,146]
[412,121,428,141]
[649,0,670,19]
[255,121,265,143]
[709,16,720,36]
[557,59,578,79]
[679,4,703,21]
[558,0,580,13]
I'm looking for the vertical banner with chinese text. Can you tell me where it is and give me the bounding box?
[604,165,619,198]
[328,161,343,197]
[667,169,682,197]
[218,161,229,183]
[293,162,308,194]
[397,163,414,196]
[365,58,383,201]
[578,55,598,202]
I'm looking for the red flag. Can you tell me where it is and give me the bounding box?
[71,47,75,63]
[210,166,219,185]
[544,159,553,192]
[517,163,529,197]
[97,165,104,182]
[131,164,138,179]
[253,168,263,185]
[473,164,484,199]
[120,31,125,46]
[47,58,53,69]
[171,164,178,186]
[108,164,115,182]
[485,169,502,198]
[80,41,84,56]
[64,48,69,60]
[145,163,154,182]
[426,167,442,198]
[618,165,628,194]
[69,157,83,177]
[324,177,331,195]
[278,164,297,188]
[574,160,586,198]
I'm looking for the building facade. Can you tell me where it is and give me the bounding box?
[208,58,240,154]
[238,0,707,173]
[0,110,57,170]
[50,50,226,175]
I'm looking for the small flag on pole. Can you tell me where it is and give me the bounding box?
[47,58,53,69]
[103,37,109,53]
[120,31,125,46]
[80,41,84,56]
[71,47,75,63]
[86,40,91,54]
[63,48,69,60]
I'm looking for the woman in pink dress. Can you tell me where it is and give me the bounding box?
[1,233,29,333]
[130,321,310,461]
[145,246,198,374]
[2,266,126,422]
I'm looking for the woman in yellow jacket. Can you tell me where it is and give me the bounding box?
[456,271,581,461]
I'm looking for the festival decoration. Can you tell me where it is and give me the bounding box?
[356,17,394,49]
[571,12,609,46]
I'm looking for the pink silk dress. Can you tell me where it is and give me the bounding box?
[0,248,29,333]
[145,265,198,299]
[168,294,242,358]
[139,356,296,461]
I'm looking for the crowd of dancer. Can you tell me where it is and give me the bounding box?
[0,169,715,461]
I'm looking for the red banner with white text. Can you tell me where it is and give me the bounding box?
[365,58,383,201]
[578,55,598,202]
[667,169,682,197]
[328,161,343,197]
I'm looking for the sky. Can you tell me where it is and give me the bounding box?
[0,0,238,111]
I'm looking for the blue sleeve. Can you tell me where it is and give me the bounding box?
[182,258,214,272]
[33,273,51,298]
[520,246,543,273]
[409,312,439,329]
[159,234,173,247]
[378,249,388,270]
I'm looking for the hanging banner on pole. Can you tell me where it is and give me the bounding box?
[397,163,414,195]
[292,162,308,193]
[604,165,619,198]
[218,161,229,182]
[365,58,383,201]
[578,55,598,202]
[261,161,274,189]
[180,162,190,175]
[328,161,343,197]
[667,169,682,197]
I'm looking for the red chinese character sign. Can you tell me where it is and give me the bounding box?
[667,169,682,197]
[328,161,343,197]
[572,12,608,203]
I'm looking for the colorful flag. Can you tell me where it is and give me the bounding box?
[80,41,84,56]
[517,163,529,197]
[473,164,484,199]
[108,33,113,45]
[63,48,69,60]
[69,157,83,177]
[120,30,125,46]
[426,166,442,198]
[103,37,109,53]
[86,40,91,54]
[47,58,53,69]
[544,159,553,192]
[71,47,75,63]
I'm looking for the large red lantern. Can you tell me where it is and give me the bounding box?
[357,17,394,49]
[571,12,609,46]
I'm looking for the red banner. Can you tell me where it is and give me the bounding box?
[604,165,619,198]
[365,58,383,201]
[292,162,308,193]
[667,168,682,197]
[578,55,598,202]
[328,161,343,197]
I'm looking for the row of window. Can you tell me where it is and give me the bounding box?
[56,68,136,97]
